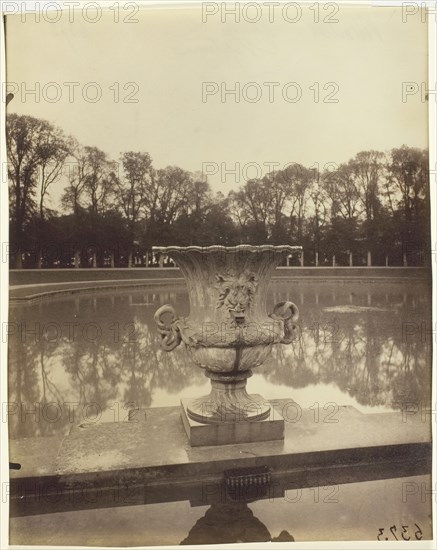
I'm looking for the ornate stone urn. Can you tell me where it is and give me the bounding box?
[153,245,301,444]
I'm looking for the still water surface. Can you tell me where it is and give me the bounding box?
[9,281,431,438]
[8,279,431,439]
[9,475,433,545]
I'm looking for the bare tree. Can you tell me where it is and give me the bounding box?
[281,164,312,243]
[186,171,213,218]
[36,124,71,220]
[307,175,329,265]
[7,114,68,268]
[324,163,362,220]
[228,179,272,241]
[350,150,384,222]
[116,151,154,267]
[148,166,193,225]
[82,146,117,215]
[61,141,90,215]
[384,146,429,264]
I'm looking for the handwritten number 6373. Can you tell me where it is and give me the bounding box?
[377,524,423,541]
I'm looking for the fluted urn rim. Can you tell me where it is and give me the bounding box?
[152,244,302,254]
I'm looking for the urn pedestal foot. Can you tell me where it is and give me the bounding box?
[180,398,285,447]
[181,370,285,446]
[186,371,270,424]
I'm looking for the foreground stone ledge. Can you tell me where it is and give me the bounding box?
[9,400,431,517]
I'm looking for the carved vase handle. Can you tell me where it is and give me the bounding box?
[269,301,299,344]
[154,304,182,351]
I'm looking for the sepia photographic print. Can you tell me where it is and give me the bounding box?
[0,1,436,548]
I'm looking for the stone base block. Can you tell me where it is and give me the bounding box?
[180,397,284,447]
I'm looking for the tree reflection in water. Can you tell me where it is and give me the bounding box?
[8,282,431,438]
[180,502,294,545]
[262,282,431,408]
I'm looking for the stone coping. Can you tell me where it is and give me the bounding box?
[9,269,430,303]
[9,401,431,516]
[9,278,185,304]
[152,245,303,254]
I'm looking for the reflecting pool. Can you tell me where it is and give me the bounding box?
[10,475,433,545]
[8,279,432,439]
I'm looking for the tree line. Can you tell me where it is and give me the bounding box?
[7,113,431,268]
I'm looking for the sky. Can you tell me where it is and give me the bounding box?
[5,2,429,209]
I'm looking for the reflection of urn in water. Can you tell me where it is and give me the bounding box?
[153,245,301,443]
[180,501,295,545]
